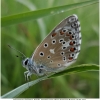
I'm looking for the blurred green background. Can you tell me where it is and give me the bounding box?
[1,0,99,98]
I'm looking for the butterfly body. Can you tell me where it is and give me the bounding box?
[22,14,81,80]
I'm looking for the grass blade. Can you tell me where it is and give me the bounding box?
[1,0,98,27]
[2,64,99,98]
[1,74,53,98]
[49,64,99,78]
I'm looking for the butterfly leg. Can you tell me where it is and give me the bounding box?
[24,71,29,81]
[26,72,32,81]
[24,71,32,88]
[24,71,32,80]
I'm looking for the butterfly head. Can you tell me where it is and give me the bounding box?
[22,57,45,76]
[22,57,34,70]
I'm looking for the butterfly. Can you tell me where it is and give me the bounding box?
[9,14,81,81]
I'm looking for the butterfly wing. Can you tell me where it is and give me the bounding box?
[32,14,81,73]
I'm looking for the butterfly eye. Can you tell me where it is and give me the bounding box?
[24,59,28,65]
[39,52,44,57]
[52,39,56,44]
[44,43,48,48]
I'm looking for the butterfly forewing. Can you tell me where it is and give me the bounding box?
[32,14,81,72]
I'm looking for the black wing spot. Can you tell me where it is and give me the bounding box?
[39,52,44,57]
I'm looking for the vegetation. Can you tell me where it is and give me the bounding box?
[1,0,99,98]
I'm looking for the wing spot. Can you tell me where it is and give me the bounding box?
[60,51,65,56]
[71,22,78,28]
[69,41,73,45]
[70,35,75,40]
[69,41,76,45]
[69,31,72,34]
[39,52,44,57]
[68,53,75,60]
[72,54,74,56]
[69,18,74,22]
[69,57,73,60]
[57,63,61,67]
[44,43,48,48]
[62,29,67,32]
[63,56,66,61]
[70,47,76,52]
[68,17,76,23]
[62,41,66,45]
[60,29,67,35]
[66,31,73,36]
[62,46,66,50]
[50,49,55,54]
[60,31,64,35]
[50,60,53,63]
[59,38,64,43]
[51,33,57,37]
[52,39,56,44]
[47,55,51,59]
[73,41,76,44]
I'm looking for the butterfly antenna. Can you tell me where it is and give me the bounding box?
[8,44,26,59]
[16,55,24,58]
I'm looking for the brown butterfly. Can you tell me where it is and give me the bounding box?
[9,14,82,80]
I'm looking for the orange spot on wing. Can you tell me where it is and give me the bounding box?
[60,31,64,35]
[66,33,70,36]
[69,57,73,60]
[70,36,72,40]
[69,41,73,45]
[52,33,57,37]
[70,48,75,52]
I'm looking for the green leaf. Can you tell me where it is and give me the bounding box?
[1,0,98,27]
[2,64,99,98]
[49,64,99,78]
